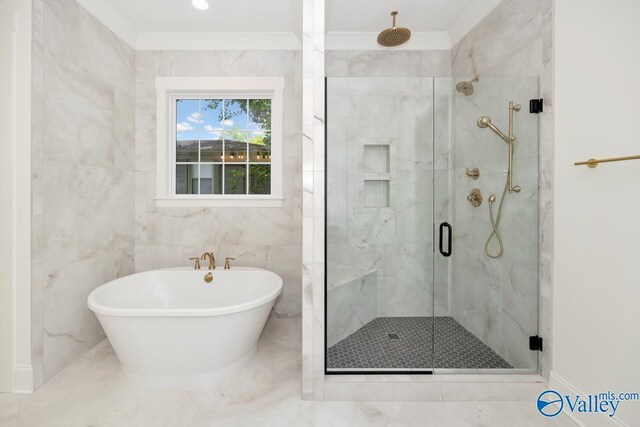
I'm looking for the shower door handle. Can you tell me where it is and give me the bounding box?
[439,222,452,257]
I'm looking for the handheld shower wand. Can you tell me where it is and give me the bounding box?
[477,101,521,258]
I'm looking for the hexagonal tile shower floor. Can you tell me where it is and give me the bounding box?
[327,317,512,370]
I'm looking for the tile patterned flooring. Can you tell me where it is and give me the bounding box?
[0,317,576,426]
[327,317,512,370]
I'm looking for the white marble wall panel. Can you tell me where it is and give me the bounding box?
[327,272,377,347]
[326,77,436,318]
[32,0,136,383]
[433,78,453,316]
[301,0,326,400]
[451,0,553,373]
[31,0,45,388]
[134,50,302,317]
[450,77,539,370]
[326,50,452,78]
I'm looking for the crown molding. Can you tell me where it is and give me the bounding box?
[76,0,498,52]
[136,32,301,50]
[449,0,503,46]
[326,31,452,51]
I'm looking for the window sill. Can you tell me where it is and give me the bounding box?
[155,196,284,208]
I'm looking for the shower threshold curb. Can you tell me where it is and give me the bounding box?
[320,374,548,402]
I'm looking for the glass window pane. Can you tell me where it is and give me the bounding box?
[224,165,247,195]
[249,164,271,195]
[176,99,201,163]
[199,164,223,195]
[200,134,224,163]
[248,99,271,131]
[223,99,248,130]
[201,99,224,131]
[200,99,224,162]
[223,132,248,163]
[249,131,271,163]
[176,164,198,194]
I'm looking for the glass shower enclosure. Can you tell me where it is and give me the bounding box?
[325,76,539,374]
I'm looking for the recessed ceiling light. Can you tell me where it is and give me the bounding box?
[192,0,209,11]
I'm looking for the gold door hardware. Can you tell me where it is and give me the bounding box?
[574,154,640,168]
[200,252,216,270]
[466,168,480,180]
[189,257,201,269]
[467,188,483,207]
[204,272,213,283]
[224,257,236,270]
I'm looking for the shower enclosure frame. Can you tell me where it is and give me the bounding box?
[322,76,542,377]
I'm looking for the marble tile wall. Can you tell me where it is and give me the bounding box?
[326,76,440,318]
[450,77,540,370]
[451,0,553,375]
[325,52,453,321]
[31,0,136,384]
[133,50,302,317]
[326,272,377,347]
[301,0,326,400]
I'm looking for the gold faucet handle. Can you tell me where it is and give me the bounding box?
[189,257,201,269]
[224,257,236,270]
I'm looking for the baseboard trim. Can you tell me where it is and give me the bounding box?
[550,371,629,427]
[12,364,33,394]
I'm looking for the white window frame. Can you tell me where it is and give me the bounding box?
[155,76,284,208]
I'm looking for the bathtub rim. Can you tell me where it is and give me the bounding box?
[87,266,283,318]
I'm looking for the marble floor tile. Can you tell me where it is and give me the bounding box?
[0,393,20,427]
[10,317,576,427]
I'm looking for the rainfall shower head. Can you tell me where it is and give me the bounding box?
[377,11,412,47]
[456,76,479,96]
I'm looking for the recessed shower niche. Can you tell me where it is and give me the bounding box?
[326,76,540,374]
[362,143,391,208]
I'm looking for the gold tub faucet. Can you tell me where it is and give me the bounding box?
[200,252,216,270]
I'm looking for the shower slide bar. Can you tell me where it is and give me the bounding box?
[574,154,640,168]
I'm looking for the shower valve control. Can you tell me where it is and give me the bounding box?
[465,168,480,180]
[467,188,483,208]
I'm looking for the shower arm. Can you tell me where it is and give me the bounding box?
[484,122,510,144]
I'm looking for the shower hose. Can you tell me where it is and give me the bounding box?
[484,174,510,259]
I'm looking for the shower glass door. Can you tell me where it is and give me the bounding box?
[325,75,540,374]
[325,77,435,373]
[432,76,540,372]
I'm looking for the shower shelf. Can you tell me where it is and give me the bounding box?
[364,174,390,181]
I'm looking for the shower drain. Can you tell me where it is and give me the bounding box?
[388,333,400,340]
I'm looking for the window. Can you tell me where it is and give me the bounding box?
[155,77,284,207]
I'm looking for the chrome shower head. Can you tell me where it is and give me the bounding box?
[456,76,479,96]
[477,116,492,128]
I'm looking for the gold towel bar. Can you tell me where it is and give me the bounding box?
[574,155,640,168]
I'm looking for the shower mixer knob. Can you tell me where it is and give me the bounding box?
[467,188,483,208]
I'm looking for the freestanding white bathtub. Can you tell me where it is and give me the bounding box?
[87,266,282,390]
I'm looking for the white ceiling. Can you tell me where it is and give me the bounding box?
[77,0,502,50]
[107,0,301,33]
[326,0,474,33]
